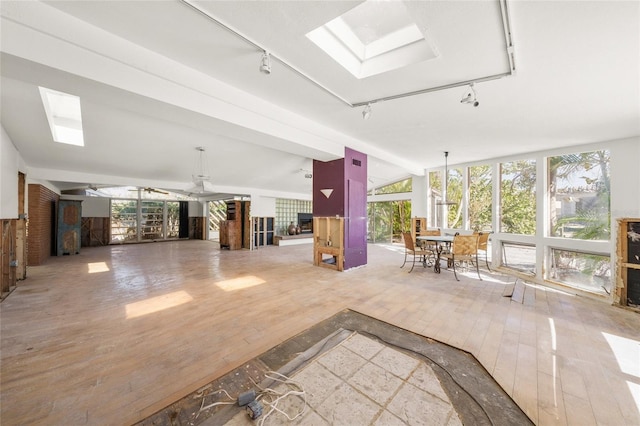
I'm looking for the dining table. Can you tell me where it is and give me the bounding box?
[416,235,454,273]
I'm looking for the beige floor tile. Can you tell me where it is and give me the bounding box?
[317,345,368,380]
[370,346,420,380]
[288,362,342,410]
[341,333,385,360]
[386,382,456,426]
[347,361,404,406]
[407,363,450,403]
[373,410,406,426]
[315,382,381,426]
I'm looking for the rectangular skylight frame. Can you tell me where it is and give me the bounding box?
[306,0,437,79]
[39,86,85,147]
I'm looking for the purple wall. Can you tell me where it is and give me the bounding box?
[312,148,367,270]
[343,148,367,270]
[313,158,344,217]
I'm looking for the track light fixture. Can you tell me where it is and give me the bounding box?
[260,51,271,74]
[460,82,479,107]
[362,103,372,120]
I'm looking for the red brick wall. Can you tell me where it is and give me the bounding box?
[27,184,59,266]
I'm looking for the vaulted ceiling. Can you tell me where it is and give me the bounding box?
[1,1,638,198]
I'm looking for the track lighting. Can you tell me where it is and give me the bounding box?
[460,83,479,107]
[260,51,271,74]
[362,103,372,120]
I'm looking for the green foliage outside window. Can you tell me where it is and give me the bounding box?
[367,200,411,243]
[446,168,463,228]
[549,150,610,240]
[500,160,536,235]
[373,178,412,195]
[469,165,492,232]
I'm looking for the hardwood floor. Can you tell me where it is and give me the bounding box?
[1,241,638,425]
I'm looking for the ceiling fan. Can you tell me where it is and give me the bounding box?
[129,187,169,195]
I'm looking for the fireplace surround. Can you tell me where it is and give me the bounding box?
[297,213,313,234]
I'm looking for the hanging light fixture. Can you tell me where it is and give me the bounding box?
[259,51,271,74]
[436,151,457,205]
[187,147,215,194]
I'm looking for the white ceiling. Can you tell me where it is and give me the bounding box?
[1,0,638,198]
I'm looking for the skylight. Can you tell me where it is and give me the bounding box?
[39,86,84,146]
[306,0,438,79]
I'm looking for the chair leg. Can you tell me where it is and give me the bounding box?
[485,252,491,271]
[452,258,459,281]
[401,251,408,268]
[409,254,416,273]
[475,254,482,280]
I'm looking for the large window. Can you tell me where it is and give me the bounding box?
[501,242,536,275]
[469,165,492,232]
[428,171,442,228]
[166,202,180,238]
[548,150,610,240]
[141,201,164,240]
[111,200,138,243]
[447,168,463,229]
[500,159,536,235]
[111,199,181,243]
[367,200,411,243]
[549,248,610,294]
[373,178,412,195]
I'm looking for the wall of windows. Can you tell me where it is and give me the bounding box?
[110,199,181,243]
[420,139,638,299]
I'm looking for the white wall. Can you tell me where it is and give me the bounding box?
[249,194,276,217]
[60,195,110,217]
[188,201,204,217]
[610,137,640,218]
[0,125,20,219]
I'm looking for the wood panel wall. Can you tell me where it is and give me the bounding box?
[27,184,59,266]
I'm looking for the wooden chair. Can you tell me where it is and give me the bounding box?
[440,234,481,281]
[476,232,492,271]
[401,232,429,273]
[418,228,440,266]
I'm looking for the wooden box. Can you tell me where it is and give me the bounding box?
[313,217,344,271]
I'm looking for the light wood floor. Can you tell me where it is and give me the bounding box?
[1,241,638,425]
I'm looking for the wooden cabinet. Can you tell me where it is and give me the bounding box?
[252,217,274,249]
[220,201,250,250]
[410,217,427,242]
[57,200,82,256]
[313,217,344,271]
[616,218,640,310]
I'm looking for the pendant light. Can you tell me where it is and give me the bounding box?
[436,151,456,205]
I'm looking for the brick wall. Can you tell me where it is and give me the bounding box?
[27,184,59,266]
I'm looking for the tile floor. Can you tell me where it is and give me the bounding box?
[224,332,462,426]
[1,241,638,425]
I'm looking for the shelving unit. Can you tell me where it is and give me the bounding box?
[252,217,274,249]
[313,217,344,271]
[220,201,245,250]
[616,218,640,310]
[57,200,82,256]
[410,217,427,242]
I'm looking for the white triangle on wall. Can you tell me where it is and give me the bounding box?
[320,188,334,199]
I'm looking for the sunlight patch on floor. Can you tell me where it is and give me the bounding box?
[125,290,193,319]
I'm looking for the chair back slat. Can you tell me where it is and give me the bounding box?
[402,232,416,251]
[477,232,490,250]
[452,234,479,256]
